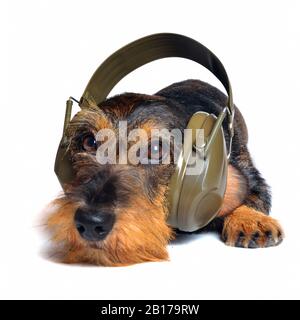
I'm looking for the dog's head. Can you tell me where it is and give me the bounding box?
[47,93,189,266]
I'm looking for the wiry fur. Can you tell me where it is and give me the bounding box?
[46,80,283,266]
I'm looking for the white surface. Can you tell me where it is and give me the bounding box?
[1,0,300,300]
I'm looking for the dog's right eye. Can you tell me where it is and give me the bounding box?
[82,134,97,152]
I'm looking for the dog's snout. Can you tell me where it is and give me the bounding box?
[74,208,115,241]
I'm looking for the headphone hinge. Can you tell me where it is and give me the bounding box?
[225,105,235,158]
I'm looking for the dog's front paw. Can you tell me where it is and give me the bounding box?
[222,205,283,248]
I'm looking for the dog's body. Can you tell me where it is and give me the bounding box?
[47,80,283,266]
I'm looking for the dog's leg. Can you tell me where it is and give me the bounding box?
[218,146,284,248]
[221,205,283,248]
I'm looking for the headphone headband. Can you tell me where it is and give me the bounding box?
[80,33,234,113]
[79,33,234,155]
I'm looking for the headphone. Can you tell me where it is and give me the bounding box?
[55,33,235,232]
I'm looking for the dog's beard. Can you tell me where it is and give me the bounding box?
[45,188,173,266]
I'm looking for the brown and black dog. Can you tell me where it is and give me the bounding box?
[47,79,283,266]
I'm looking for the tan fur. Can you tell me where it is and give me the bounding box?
[218,165,247,217]
[68,108,112,136]
[99,93,165,119]
[222,205,284,248]
[47,186,173,266]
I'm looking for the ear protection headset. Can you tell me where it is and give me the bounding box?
[55,33,235,232]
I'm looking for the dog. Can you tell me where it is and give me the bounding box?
[46,79,283,266]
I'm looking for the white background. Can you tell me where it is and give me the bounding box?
[1,0,300,300]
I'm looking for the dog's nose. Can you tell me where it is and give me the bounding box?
[74,208,115,241]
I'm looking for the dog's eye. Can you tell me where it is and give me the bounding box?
[148,140,163,162]
[82,134,97,152]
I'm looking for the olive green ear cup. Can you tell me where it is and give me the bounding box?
[167,112,227,232]
[54,98,76,186]
[54,139,74,187]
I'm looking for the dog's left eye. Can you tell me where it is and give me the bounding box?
[148,140,163,161]
[82,134,97,152]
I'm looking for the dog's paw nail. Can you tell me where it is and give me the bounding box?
[252,232,260,240]
[265,230,272,238]
[247,232,260,248]
[263,230,275,247]
[235,231,245,247]
[248,240,257,248]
